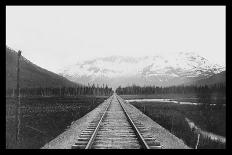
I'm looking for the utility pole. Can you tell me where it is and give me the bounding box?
[15,50,21,147]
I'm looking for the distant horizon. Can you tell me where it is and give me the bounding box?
[6,6,225,73]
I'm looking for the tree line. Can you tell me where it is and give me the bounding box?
[115,83,225,95]
[6,84,113,97]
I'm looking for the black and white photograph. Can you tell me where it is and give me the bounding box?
[5,6,226,149]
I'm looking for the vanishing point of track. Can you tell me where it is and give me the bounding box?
[71,93,163,149]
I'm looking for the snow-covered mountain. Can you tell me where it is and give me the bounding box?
[58,52,225,90]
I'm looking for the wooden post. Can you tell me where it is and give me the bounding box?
[12,88,15,97]
[195,134,200,149]
[15,50,21,146]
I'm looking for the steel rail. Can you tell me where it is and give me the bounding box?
[85,96,113,149]
[116,95,150,149]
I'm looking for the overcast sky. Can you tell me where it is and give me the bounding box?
[6,6,225,73]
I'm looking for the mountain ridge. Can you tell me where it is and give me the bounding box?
[59,52,225,89]
[183,71,225,86]
[6,46,79,89]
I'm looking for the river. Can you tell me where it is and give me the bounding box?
[126,98,226,144]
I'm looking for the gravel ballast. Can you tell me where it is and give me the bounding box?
[121,99,190,149]
[41,97,111,149]
[42,95,190,149]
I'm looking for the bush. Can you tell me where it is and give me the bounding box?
[132,102,225,149]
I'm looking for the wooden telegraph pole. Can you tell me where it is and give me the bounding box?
[15,50,21,146]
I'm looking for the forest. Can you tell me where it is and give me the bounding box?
[116,83,225,96]
[6,84,113,97]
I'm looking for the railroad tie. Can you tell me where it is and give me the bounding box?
[72,94,162,149]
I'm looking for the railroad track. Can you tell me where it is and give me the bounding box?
[72,94,163,149]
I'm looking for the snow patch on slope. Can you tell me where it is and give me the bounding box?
[59,52,225,87]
